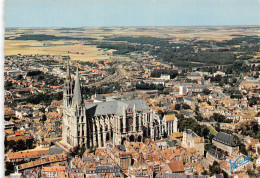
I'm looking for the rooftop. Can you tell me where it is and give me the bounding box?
[213,132,238,147]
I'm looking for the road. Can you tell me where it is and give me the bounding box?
[83,63,125,87]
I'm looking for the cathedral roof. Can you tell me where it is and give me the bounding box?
[164,114,176,121]
[85,99,148,116]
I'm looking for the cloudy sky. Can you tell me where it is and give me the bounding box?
[4,0,260,27]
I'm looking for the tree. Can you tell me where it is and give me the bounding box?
[247,169,256,177]
[26,138,35,149]
[177,115,210,138]
[157,110,164,117]
[235,120,259,139]
[195,115,203,122]
[175,104,181,110]
[248,145,255,155]
[215,123,220,132]
[248,96,260,107]
[195,104,199,113]
[201,126,210,137]
[27,70,43,76]
[182,104,191,110]
[213,113,226,122]
[201,170,208,175]
[209,161,221,176]
[5,140,16,153]
[15,139,26,151]
[69,146,79,157]
[16,74,23,80]
[40,114,47,123]
[39,107,45,113]
[5,162,14,176]
[203,88,211,95]
[5,81,13,90]
[79,146,86,157]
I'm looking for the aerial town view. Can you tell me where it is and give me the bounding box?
[3,1,260,178]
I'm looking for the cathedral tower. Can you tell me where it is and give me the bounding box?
[62,66,86,148]
[63,63,73,108]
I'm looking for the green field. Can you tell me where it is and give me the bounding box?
[208,125,218,135]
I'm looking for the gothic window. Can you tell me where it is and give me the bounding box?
[128,118,133,131]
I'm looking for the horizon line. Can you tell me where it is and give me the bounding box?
[5,25,260,29]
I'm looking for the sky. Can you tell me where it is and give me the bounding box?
[4,0,260,27]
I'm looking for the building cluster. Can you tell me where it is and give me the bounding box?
[4,54,260,178]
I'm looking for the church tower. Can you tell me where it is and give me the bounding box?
[63,63,73,108]
[62,66,87,148]
[71,68,87,147]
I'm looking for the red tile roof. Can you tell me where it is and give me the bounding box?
[167,161,184,173]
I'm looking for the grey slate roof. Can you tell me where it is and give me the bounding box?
[94,94,105,101]
[117,145,126,152]
[213,132,237,147]
[49,147,64,155]
[121,92,134,99]
[85,99,148,116]
[185,129,199,138]
[207,148,224,160]
[166,138,177,147]
[175,97,184,103]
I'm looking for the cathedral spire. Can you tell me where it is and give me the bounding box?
[73,68,82,105]
[66,62,70,78]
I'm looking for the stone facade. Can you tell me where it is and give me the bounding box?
[182,128,204,156]
[162,115,178,136]
[212,132,239,156]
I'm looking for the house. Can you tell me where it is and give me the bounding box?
[213,71,225,77]
[7,148,50,163]
[167,161,185,173]
[206,148,224,165]
[160,74,170,80]
[212,132,239,156]
[4,121,15,130]
[187,72,202,81]
[182,128,204,156]
[42,166,66,178]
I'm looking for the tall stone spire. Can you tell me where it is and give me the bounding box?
[67,62,70,77]
[73,68,82,105]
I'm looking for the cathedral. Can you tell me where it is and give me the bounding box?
[62,65,178,149]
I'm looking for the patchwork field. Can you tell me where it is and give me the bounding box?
[4,26,260,61]
[4,40,115,61]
